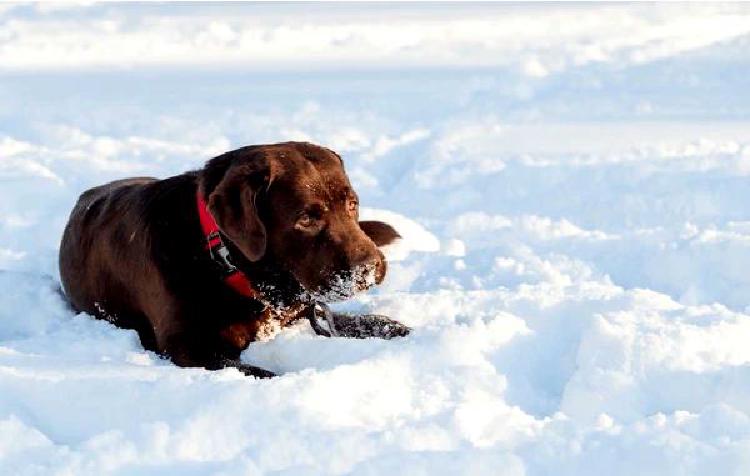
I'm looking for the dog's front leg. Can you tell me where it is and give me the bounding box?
[307,303,410,340]
[158,325,275,378]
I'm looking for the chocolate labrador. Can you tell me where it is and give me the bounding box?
[59,142,408,377]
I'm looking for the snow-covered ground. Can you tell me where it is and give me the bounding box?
[2,3,750,474]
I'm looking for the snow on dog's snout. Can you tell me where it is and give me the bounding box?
[311,262,381,302]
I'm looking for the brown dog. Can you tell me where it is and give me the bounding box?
[59,142,403,377]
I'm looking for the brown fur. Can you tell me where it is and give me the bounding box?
[59,142,400,377]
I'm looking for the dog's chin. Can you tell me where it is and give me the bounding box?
[301,278,375,303]
[297,264,382,303]
[302,283,358,303]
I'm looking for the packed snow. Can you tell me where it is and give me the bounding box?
[2,3,750,475]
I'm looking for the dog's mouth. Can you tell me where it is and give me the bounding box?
[304,263,381,303]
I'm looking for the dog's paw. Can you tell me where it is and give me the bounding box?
[218,358,276,378]
[307,303,410,339]
[332,313,411,340]
[235,364,276,379]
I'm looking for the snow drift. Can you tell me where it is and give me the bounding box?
[2,3,750,475]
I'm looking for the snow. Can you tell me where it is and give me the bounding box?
[2,2,750,474]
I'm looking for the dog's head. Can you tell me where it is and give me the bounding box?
[201,142,399,301]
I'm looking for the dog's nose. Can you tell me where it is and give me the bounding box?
[373,256,386,284]
[348,248,386,286]
[372,250,386,284]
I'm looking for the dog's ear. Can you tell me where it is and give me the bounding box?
[207,159,273,262]
[359,221,401,247]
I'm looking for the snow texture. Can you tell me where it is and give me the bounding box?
[2,3,750,475]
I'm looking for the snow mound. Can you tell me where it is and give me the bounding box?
[360,207,441,262]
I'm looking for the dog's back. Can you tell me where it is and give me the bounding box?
[59,177,159,344]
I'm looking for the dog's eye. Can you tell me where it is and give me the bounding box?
[347,200,358,214]
[296,213,314,228]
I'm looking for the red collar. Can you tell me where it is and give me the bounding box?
[196,190,259,299]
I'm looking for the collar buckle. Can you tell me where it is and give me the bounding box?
[207,232,238,276]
